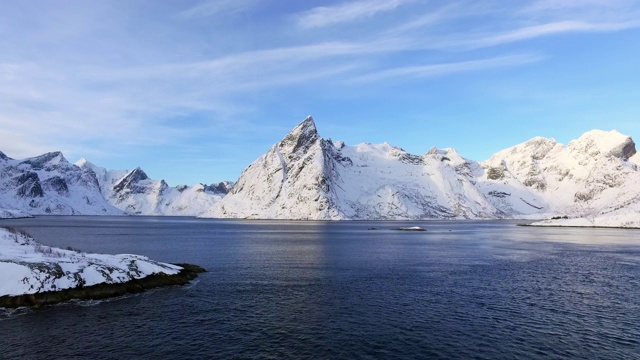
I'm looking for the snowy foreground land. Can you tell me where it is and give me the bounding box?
[0,227,195,306]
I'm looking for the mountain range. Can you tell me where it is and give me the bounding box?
[2,116,638,227]
[0,151,230,218]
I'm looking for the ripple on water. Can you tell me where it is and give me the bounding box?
[1,217,639,359]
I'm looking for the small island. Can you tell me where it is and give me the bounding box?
[0,227,204,309]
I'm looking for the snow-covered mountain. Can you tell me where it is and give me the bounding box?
[0,151,121,216]
[204,116,532,220]
[0,152,227,217]
[204,116,640,226]
[484,130,640,227]
[75,159,227,216]
[2,117,638,226]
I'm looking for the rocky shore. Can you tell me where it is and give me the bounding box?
[0,263,205,308]
[1,226,206,309]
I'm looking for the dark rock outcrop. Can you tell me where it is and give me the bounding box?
[13,172,44,198]
[205,181,234,194]
[113,167,149,193]
[20,151,68,170]
[618,138,637,160]
[43,176,70,196]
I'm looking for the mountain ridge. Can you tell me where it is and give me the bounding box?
[205,117,639,227]
[1,116,638,227]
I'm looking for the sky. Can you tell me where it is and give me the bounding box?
[1,0,640,186]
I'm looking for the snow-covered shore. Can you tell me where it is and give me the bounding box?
[529,215,640,229]
[0,227,203,307]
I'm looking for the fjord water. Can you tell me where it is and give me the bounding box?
[1,217,639,359]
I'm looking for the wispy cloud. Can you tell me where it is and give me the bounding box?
[295,0,410,29]
[522,0,636,14]
[452,20,640,50]
[384,3,465,35]
[177,0,257,19]
[350,54,546,83]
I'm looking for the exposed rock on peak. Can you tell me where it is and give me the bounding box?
[113,167,149,193]
[278,116,319,158]
[205,181,234,194]
[20,151,69,170]
[515,137,559,160]
[569,129,636,160]
[207,116,344,219]
[0,151,11,161]
[620,140,637,160]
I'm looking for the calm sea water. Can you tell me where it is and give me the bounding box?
[1,216,639,359]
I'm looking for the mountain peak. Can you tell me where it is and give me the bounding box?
[0,151,11,161]
[129,167,148,180]
[113,167,149,193]
[278,116,320,155]
[20,151,69,169]
[75,157,99,171]
[569,129,636,159]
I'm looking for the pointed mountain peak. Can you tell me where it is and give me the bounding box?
[75,157,93,168]
[113,167,149,193]
[278,116,320,155]
[291,116,317,137]
[569,129,636,159]
[426,146,441,155]
[128,167,148,180]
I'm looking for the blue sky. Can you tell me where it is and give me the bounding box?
[1,0,640,186]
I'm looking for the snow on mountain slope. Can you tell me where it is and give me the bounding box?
[205,117,640,224]
[0,151,226,218]
[0,227,180,297]
[207,117,520,220]
[2,121,638,226]
[0,151,122,216]
[205,117,345,219]
[330,144,502,219]
[485,129,640,227]
[76,158,128,197]
[76,160,225,216]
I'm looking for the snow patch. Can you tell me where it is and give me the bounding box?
[0,227,181,297]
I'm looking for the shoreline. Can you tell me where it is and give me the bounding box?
[0,263,205,309]
[518,224,640,230]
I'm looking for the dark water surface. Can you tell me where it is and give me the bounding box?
[1,216,639,359]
